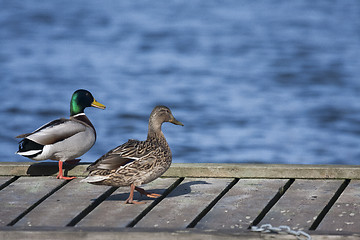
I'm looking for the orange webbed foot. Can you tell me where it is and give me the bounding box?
[135,186,161,198]
[56,175,77,180]
[124,184,148,204]
[57,161,76,180]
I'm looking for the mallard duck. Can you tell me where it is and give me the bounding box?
[16,89,106,180]
[82,105,183,204]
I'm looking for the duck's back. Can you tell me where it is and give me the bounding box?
[16,116,96,161]
[85,137,172,186]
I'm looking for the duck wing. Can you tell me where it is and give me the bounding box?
[16,118,87,145]
[87,139,150,171]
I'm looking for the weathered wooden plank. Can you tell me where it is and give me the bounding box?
[317,180,360,232]
[135,178,232,228]
[0,226,320,240]
[164,164,360,179]
[0,176,14,188]
[0,227,359,240]
[258,179,343,230]
[195,179,289,230]
[1,162,360,179]
[15,178,113,227]
[0,177,65,226]
[76,178,178,227]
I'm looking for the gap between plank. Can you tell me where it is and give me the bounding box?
[309,179,350,231]
[186,178,240,228]
[0,176,20,191]
[7,178,71,226]
[66,186,118,227]
[126,177,185,228]
[248,178,295,229]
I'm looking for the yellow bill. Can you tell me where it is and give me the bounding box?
[91,99,106,110]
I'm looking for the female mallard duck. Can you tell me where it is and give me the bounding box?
[82,105,183,204]
[16,89,106,180]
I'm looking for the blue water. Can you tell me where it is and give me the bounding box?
[1,1,360,165]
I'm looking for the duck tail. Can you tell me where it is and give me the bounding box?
[16,139,43,158]
[81,175,109,183]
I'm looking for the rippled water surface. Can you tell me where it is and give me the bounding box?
[1,1,360,164]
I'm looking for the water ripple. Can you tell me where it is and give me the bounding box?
[1,0,360,165]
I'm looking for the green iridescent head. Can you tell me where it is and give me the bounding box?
[70,89,106,116]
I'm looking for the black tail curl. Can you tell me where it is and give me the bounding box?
[17,138,44,158]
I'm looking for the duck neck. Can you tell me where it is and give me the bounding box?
[147,121,165,141]
[70,103,84,116]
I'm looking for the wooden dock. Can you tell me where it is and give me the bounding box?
[0,162,360,239]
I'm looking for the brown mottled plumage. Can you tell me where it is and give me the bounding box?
[82,106,183,204]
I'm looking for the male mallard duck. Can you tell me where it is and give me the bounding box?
[16,89,106,180]
[82,105,183,204]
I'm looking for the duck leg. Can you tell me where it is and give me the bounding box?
[56,161,76,180]
[135,186,161,198]
[125,184,146,204]
[124,185,160,204]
